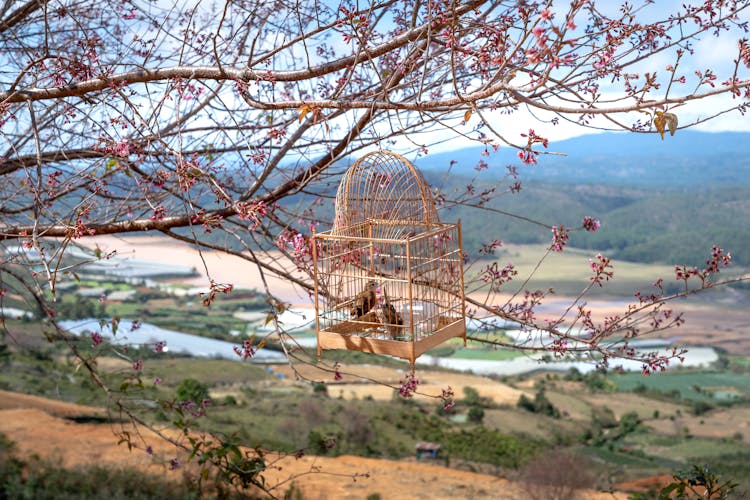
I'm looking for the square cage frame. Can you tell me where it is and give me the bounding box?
[312,218,466,367]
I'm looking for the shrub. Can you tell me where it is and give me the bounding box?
[618,411,641,436]
[342,406,375,448]
[463,386,481,406]
[640,464,739,500]
[517,450,599,500]
[591,406,617,429]
[306,431,333,455]
[0,453,249,499]
[517,389,560,418]
[691,400,714,416]
[312,382,328,395]
[176,378,210,403]
[467,405,485,423]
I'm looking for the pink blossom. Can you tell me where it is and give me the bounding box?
[740,38,750,68]
[550,225,569,252]
[236,200,268,230]
[233,339,257,360]
[582,216,601,232]
[398,373,420,398]
[440,386,455,411]
[480,262,517,290]
[589,254,613,287]
[324,436,337,449]
[478,239,503,256]
[150,205,167,221]
[91,331,104,348]
[517,150,537,165]
[112,140,130,158]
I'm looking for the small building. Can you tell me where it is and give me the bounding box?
[415,441,441,460]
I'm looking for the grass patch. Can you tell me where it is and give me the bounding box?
[729,355,750,368]
[147,358,270,388]
[483,408,583,442]
[0,352,117,406]
[450,348,522,361]
[612,371,750,402]
[479,244,677,296]
[632,434,750,462]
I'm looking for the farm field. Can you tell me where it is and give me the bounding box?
[78,235,750,354]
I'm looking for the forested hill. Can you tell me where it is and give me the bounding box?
[418,131,750,187]
[257,132,750,268]
[436,182,750,267]
[412,131,750,267]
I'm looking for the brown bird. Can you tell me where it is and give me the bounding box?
[350,280,377,318]
[381,286,403,339]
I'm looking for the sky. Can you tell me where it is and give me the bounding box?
[394,0,750,155]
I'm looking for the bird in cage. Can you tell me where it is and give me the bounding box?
[350,280,377,318]
[381,285,403,339]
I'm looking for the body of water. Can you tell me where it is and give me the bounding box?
[59,319,285,363]
[59,318,718,375]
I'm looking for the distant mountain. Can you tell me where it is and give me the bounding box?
[416,131,750,187]
[434,180,750,267]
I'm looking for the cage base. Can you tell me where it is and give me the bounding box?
[317,318,465,364]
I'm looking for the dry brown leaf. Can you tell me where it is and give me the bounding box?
[654,111,678,140]
[654,112,667,140]
[298,105,310,124]
[665,112,678,136]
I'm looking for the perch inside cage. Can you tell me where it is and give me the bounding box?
[312,150,466,368]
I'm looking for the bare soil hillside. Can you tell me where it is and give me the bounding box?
[0,390,627,499]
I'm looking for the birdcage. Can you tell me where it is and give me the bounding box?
[312,150,466,368]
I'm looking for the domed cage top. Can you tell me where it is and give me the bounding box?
[312,151,466,367]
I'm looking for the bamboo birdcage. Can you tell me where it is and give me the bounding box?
[312,150,466,368]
